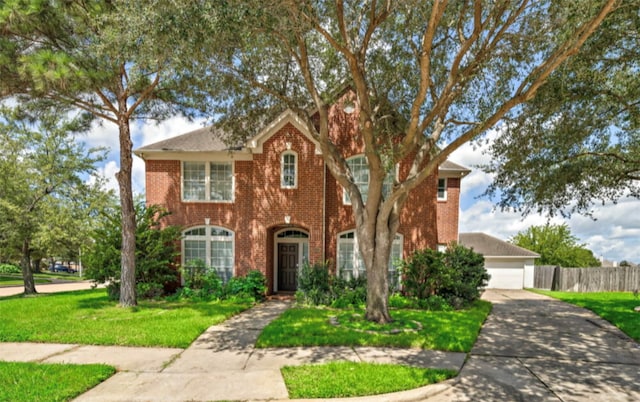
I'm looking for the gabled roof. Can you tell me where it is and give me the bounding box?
[439,160,471,178]
[134,109,322,159]
[459,232,540,258]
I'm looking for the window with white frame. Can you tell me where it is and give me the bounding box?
[182,161,233,202]
[343,155,395,204]
[281,151,297,188]
[336,230,403,288]
[437,178,447,201]
[183,226,234,282]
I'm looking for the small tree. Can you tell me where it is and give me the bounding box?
[83,202,182,300]
[511,224,601,267]
[0,102,105,294]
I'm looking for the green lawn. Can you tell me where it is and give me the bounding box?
[0,361,115,402]
[282,361,457,398]
[0,289,252,348]
[0,275,49,286]
[257,300,491,352]
[534,290,640,342]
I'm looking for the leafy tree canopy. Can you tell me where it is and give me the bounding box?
[483,1,640,217]
[193,0,619,322]
[511,224,601,267]
[0,101,109,292]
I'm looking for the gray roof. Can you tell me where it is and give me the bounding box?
[438,160,471,177]
[459,232,540,258]
[135,125,231,152]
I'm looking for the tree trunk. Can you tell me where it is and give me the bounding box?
[21,239,37,295]
[116,109,137,307]
[361,223,394,324]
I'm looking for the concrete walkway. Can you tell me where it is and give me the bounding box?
[0,299,465,401]
[431,289,640,401]
[1,288,638,401]
[0,280,98,297]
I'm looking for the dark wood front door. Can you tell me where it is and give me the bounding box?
[278,243,298,291]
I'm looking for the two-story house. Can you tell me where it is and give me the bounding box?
[134,103,469,294]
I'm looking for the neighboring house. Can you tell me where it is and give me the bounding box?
[135,100,470,294]
[459,232,540,289]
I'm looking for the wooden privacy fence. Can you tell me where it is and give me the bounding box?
[534,265,640,292]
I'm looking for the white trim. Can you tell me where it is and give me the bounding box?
[182,225,235,281]
[437,178,447,201]
[273,228,309,293]
[248,109,322,155]
[181,161,235,203]
[280,151,298,189]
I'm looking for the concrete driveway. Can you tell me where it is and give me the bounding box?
[431,289,640,401]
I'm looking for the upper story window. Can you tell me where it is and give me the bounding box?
[336,230,403,288]
[343,155,395,205]
[437,178,447,201]
[183,226,234,282]
[182,161,233,202]
[281,151,297,188]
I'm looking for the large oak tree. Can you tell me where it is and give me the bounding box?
[200,0,619,322]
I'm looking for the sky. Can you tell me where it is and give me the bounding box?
[85,117,640,265]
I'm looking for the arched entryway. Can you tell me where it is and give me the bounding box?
[273,228,309,292]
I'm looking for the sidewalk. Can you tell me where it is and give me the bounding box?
[0,300,465,401]
[0,280,99,297]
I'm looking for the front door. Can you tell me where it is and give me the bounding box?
[277,243,298,291]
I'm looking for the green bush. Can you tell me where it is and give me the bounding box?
[296,261,367,308]
[400,248,452,300]
[297,261,332,305]
[0,263,20,274]
[399,244,489,309]
[176,266,266,303]
[441,244,490,308]
[83,202,181,300]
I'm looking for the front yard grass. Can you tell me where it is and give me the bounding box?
[534,290,640,342]
[0,361,115,402]
[282,361,457,398]
[0,289,252,348]
[0,272,84,286]
[257,300,492,352]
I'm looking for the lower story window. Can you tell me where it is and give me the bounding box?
[183,226,234,282]
[337,231,403,288]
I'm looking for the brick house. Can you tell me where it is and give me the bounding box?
[134,106,469,294]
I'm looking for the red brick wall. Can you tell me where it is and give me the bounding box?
[436,177,461,245]
[143,108,459,290]
[249,123,325,290]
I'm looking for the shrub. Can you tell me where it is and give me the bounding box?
[0,263,20,274]
[399,244,489,309]
[297,261,332,305]
[441,244,490,306]
[83,202,181,300]
[176,265,266,303]
[399,248,453,300]
[223,270,267,301]
[296,261,367,308]
[330,274,366,308]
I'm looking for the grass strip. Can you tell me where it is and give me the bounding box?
[282,361,456,398]
[0,361,115,402]
[533,290,640,342]
[257,300,491,352]
[0,289,252,348]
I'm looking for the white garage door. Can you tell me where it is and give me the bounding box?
[485,259,524,289]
